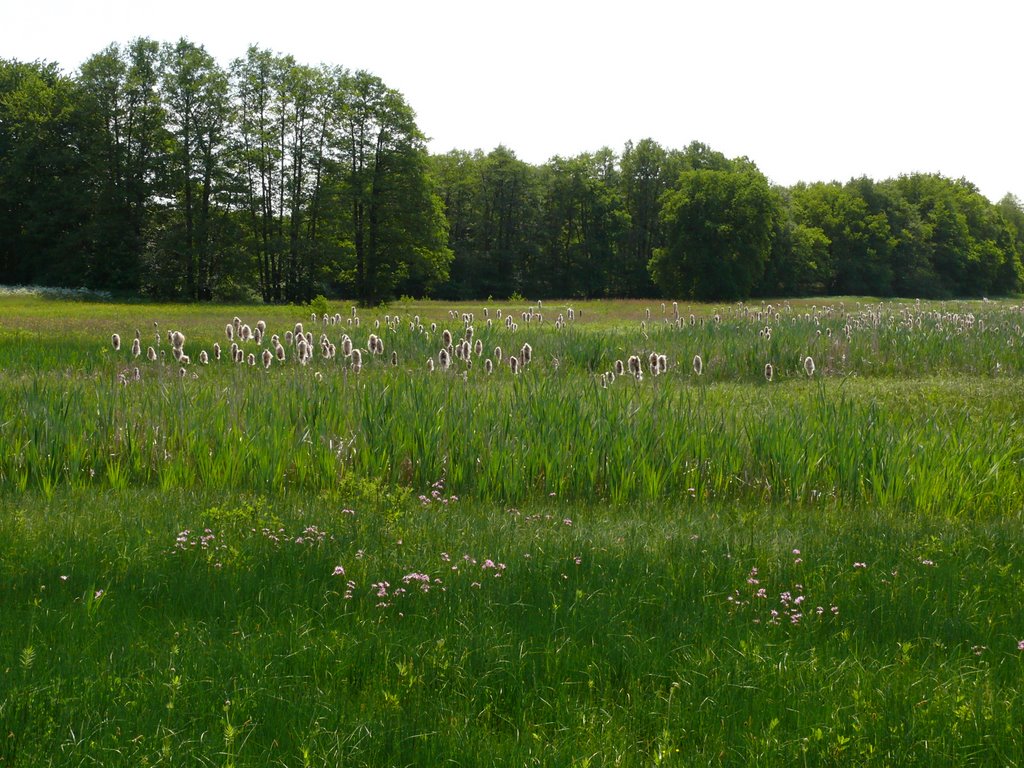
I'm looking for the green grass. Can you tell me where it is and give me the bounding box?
[5,491,1024,765]
[2,295,1024,765]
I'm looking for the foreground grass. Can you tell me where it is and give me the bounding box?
[3,489,1024,766]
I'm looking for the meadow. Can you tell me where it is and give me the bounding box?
[2,292,1024,766]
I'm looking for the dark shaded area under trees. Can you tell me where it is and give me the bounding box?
[2,41,1023,303]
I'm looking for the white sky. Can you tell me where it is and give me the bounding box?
[4,0,1021,202]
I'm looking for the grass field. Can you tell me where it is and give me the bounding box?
[2,293,1024,766]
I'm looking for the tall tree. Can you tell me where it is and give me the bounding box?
[295,65,340,302]
[335,70,451,303]
[998,194,1024,256]
[892,174,1020,296]
[650,162,779,300]
[278,63,335,302]
[0,59,93,286]
[158,39,230,298]
[618,138,669,297]
[231,47,285,302]
[870,178,935,297]
[474,146,540,298]
[431,146,543,299]
[762,187,831,296]
[997,194,1024,294]
[789,181,895,297]
[837,177,897,296]
[535,150,629,298]
[431,149,483,298]
[78,38,165,290]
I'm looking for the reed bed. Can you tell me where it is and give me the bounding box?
[3,295,1024,766]
[1,296,1023,513]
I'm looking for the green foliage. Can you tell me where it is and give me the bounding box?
[618,138,670,297]
[203,498,276,534]
[0,58,94,287]
[322,473,413,537]
[78,39,167,292]
[4,38,1022,303]
[890,174,1021,297]
[763,214,830,296]
[1,298,1024,765]
[308,294,330,318]
[650,164,780,299]
[2,296,1023,513]
[329,70,452,304]
[432,146,541,300]
[152,38,231,300]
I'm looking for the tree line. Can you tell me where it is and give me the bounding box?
[3,39,1023,303]
[0,39,450,304]
[435,143,1024,301]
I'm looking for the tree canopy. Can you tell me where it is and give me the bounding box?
[649,162,778,300]
[1,41,1021,302]
[1,41,451,303]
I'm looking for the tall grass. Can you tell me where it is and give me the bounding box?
[2,360,1021,516]
[3,295,1024,766]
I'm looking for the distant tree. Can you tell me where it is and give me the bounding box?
[230,46,286,302]
[838,177,897,295]
[998,194,1024,254]
[892,174,1019,296]
[12,37,1024,303]
[275,61,335,302]
[78,38,166,291]
[788,181,895,296]
[334,70,451,303]
[998,194,1024,236]
[295,65,341,302]
[0,59,93,286]
[618,138,668,297]
[156,39,231,299]
[431,149,483,299]
[865,178,936,297]
[431,146,541,299]
[762,188,831,297]
[475,146,541,298]
[649,163,778,300]
[677,140,734,172]
[535,149,629,298]
[997,194,1024,293]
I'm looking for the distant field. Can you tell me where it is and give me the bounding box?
[2,295,1023,766]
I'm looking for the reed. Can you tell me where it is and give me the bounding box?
[2,295,1024,766]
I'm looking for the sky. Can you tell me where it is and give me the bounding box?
[4,0,1021,202]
